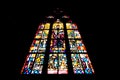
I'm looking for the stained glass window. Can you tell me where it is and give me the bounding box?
[21,19,94,75]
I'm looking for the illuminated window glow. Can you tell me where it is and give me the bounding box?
[46,16,54,18]
[21,19,95,75]
[62,15,70,18]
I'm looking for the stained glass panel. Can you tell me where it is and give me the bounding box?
[80,54,94,74]
[52,23,64,29]
[66,23,78,29]
[48,54,58,74]
[41,30,49,39]
[31,54,45,74]
[67,30,81,39]
[38,24,44,29]
[38,39,47,52]
[71,54,84,74]
[58,54,68,74]
[29,40,40,53]
[50,39,66,52]
[34,30,42,39]
[47,54,68,74]
[21,54,36,74]
[51,30,64,39]
[44,23,50,29]
[69,40,87,53]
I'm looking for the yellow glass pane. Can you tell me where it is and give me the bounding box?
[44,23,50,29]
[52,23,64,29]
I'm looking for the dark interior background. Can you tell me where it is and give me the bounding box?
[7,0,100,80]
